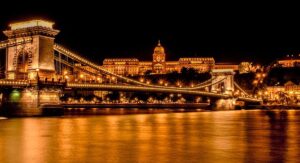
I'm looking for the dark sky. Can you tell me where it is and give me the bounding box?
[0,1,300,65]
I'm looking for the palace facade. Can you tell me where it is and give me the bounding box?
[277,55,300,67]
[102,41,215,76]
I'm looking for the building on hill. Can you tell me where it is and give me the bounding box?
[277,54,300,67]
[101,41,215,76]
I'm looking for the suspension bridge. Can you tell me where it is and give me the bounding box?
[0,20,261,116]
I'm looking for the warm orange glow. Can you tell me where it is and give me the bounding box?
[139,78,145,82]
[159,79,164,85]
[256,73,261,78]
[10,20,54,30]
[190,83,194,87]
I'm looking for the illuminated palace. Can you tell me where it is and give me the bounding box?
[102,41,215,76]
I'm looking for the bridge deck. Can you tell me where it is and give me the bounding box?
[67,83,232,98]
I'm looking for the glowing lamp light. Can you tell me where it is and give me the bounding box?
[256,73,261,78]
[159,79,164,85]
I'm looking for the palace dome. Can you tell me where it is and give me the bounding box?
[154,40,165,54]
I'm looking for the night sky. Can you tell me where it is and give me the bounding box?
[0,1,299,65]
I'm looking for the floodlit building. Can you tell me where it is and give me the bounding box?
[277,54,300,67]
[102,41,215,76]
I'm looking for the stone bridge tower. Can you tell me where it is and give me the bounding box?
[211,69,235,95]
[3,20,59,80]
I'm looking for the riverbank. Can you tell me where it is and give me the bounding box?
[261,105,300,110]
[62,103,210,108]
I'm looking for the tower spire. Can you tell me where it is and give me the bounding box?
[158,40,161,46]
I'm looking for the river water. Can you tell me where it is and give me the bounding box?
[0,109,300,163]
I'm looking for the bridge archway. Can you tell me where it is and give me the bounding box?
[3,20,59,80]
[211,69,234,95]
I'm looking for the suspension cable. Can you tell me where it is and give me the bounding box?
[54,44,220,89]
[234,82,249,96]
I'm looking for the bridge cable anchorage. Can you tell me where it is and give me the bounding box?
[54,44,225,89]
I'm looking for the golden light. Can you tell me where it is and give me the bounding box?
[146,80,151,84]
[64,70,68,75]
[80,74,84,78]
[139,78,145,82]
[65,75,69,79]
[159,79,164,85]
[111,76,116,80]
[190,83,194,87]
[253,80,258,84]
[97,77,101,81]
[164,82,169,86]
[10,20,54,30]
[256,73,261,78]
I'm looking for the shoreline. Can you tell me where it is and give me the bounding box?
[61,103,210,108]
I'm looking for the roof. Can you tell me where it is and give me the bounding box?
[179,57,215,61]
[10,20,54,30]
[103,58,139,62]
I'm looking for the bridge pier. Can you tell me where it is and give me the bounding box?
[0,87,62,116]
[209,98,237,110]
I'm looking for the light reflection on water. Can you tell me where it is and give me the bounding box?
[1,110,300,162]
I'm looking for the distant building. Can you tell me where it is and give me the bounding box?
[214,63,239,71]
[266,81,300,101]
[101,41,215,76]
[277,54,300,67]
